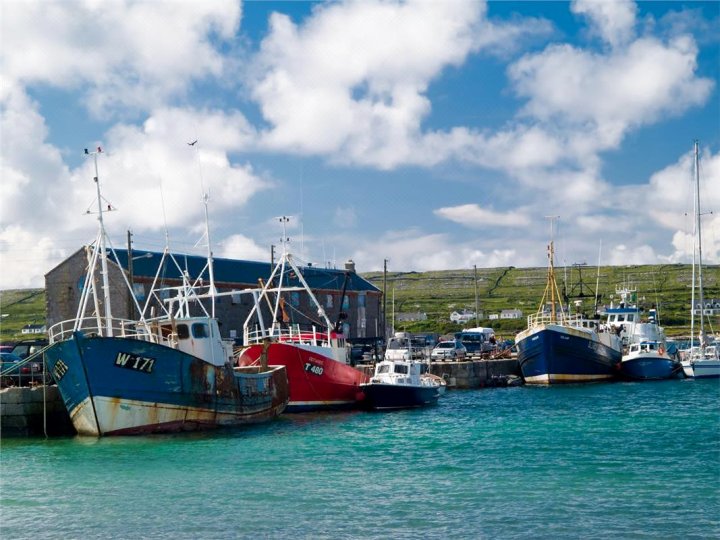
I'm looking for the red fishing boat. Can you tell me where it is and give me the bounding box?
[236,218,368,411]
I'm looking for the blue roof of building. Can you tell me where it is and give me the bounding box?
[110,249,379,293]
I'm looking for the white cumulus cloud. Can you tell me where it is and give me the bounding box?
[571,0,637,48]
[434,204,531,228]
[217,234,270,262]
[1,0,241,115]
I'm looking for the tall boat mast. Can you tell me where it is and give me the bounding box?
[202,191,216,318]
[189,140,216,318]
[88,147,114,336]
[693,140,706,353]
[537,216,562,323]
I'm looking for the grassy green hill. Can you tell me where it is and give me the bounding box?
[1,263,718,343]
[0,289,46,344]
[362,263,720,338]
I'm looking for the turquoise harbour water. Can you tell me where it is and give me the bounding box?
[1,379,719,539]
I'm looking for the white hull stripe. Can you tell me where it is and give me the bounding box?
[524,373,614,384]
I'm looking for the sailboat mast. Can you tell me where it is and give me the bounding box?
[594,240,602,314]
[88,147,114,337]
[693,140,706,351]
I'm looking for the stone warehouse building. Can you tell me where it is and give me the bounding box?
[45,247,383,341]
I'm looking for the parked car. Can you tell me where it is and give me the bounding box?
[430,340,467,361]
[0,351,43,387]
[11,339,48,359]
[454,329,496,355]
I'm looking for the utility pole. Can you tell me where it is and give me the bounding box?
[383,258,388,341]
[474,264,479,327]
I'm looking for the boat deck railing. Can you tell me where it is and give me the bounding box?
[244,324,337,348]
[683,345,720,361]
[526,312,599,330]
[48,317,163,344]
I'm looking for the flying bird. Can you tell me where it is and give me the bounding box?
[187,140,198,146]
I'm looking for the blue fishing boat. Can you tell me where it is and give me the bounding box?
[515,222,622,384]
[44,148,288,436]
[619,310,682,380]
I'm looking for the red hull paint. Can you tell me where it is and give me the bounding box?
[237,343,368,411]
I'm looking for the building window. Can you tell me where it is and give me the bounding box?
[342,296,350,310]
[358,293,366,307]
[133,283,146,302]
[326,294,334,308]
[231,290,241,305]
[290,292,300,307]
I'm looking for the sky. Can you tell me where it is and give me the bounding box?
[1,0,719,290]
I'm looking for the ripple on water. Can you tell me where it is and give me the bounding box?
[1,380,718,539]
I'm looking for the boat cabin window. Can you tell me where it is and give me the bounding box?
[393,364,409,374]
[378,364,391,374]
[617,315,626,322]
[176,324,190,340]
[192,323,209,339]
[159,325,173,338]
[627,314,635,322]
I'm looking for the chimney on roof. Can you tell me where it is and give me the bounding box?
[345,259,356,273]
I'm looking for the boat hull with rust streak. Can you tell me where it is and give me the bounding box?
[45,332,288,436]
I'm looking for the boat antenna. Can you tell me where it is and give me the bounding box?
[190,139,217,318]
[300,170,304,260]
[594,240,602,314]
[158,176,171,249]
[85,146,114,336]
[202,190,216,318]
[279,215,290,256]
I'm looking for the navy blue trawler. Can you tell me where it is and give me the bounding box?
[44,148,288,436]
[515,231,622,384]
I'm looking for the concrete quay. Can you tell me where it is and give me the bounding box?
[358,357,521,389]
[431,358,520,388]
[1,385,74,436]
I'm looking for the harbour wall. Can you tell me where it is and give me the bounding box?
[432,358,520,388]
[1,385,75,436]
[358,358,520,389]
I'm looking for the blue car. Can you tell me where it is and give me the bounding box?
[0,351,43,387]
